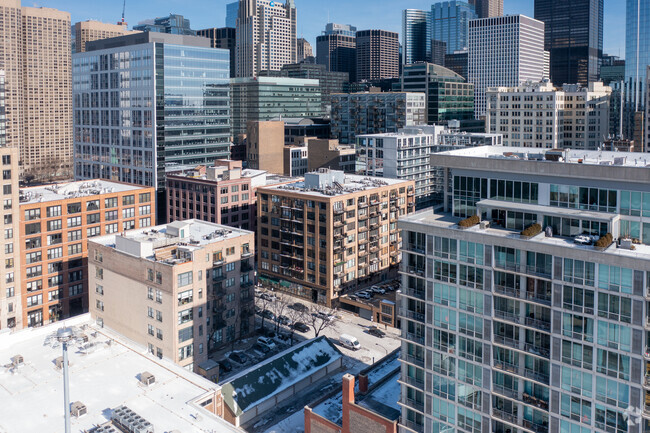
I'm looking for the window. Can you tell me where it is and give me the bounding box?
[47,219,62,231]
[595,376,629,408]
[26,294,43,307]
[47,233,62,246]
[122,208,135,219]
[562,313,593,341]
[105,223,118,233]
[47,275,63,288]
[105,197,118,208]
[597,293,631,323]
[87,226,101,238]
[561,366,593,398]
[68,243,83,256]
[156,310,162,322]
[67,203,82,214]
[26,265,42,279]
[69,284,83,296]
[177,271,193,287]
[178,327,193,343]
[86,213,100,225]
[25,251,41,264]
[139,205,151,215]
[598,265,633,294]
[25,222,41,235]
[67,216,81,227]
[26,280,41,292]
[148,324,154,336]
[105,210,118,221]
[562,286,595,313]
[96,285,104,295]
[95,267,104,280]
[560,394,591,425]
[68,230,82,242]
[178,289,193,305]
[86,200,100,211]
[122,195,135,205]
[178,344,193,360]
[597,322,631,352]
[139,192,151,203]
[4,228,12,239]
[47,247,63,260]
[178,308,193,324]
[24,209,41,221]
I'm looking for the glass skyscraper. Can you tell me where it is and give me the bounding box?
[226,1,239,28]
[429,1,477,55]
[403,9,430,66]
[625,0,650,110]
[133,14,196,35]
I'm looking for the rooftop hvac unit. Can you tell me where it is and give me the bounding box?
[140,371,155,386]
[11,355,23,366]
[89,423,119,433]
[55,356,64,369]
[71,401,87,418]
[111,406,154,433]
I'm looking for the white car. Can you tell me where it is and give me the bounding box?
[370,285,386,294]
[257,336,276,351]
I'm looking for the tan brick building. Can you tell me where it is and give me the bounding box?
[0,146,21,330]
[257,169,414,306]
[247,120,285,174]
[88,220,256,373]
[19,180,155,328]
[0,0,72,177]
[73,20,140,53]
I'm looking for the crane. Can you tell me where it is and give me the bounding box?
[120,0,126,24]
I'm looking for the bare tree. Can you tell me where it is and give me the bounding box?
[285,306,307,346]
[269,293,291,334]
[306,305,338,338]
[255,291,274,333]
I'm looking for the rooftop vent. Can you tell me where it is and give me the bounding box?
[111,406,154,433]
[11,355,23,367]
[140,371,155,386]
[55,356,64,369]
[71,401,87,418]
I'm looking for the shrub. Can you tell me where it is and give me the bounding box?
[458,215,480,228]
[594,233,613,248]
[520,223,541,237]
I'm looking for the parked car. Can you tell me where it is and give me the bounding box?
[340,334,361,350]
[289,302,309,313]
[252,343,270,354]
[260,293,274,301]
[276,315,290,325]
[356,291,371,299]
[218,359,233,373]
[368,326,386,338]
[292,322,310,333]
[255,306,262,314]
[228,351,249,364]
[370,285,386,294]
[257,336,277,350]
[312,311,335,322]
[261,310,276,321]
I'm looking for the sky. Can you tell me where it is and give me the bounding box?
[35,0,626,58]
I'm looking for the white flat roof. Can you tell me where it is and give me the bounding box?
[262,174,410,198]
[20,180,145,205]
[0,314,243,433]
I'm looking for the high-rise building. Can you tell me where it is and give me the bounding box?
[0,70,5,148]
[0,146,20,330]
[401,63,474,125]
[73,20,140,53]
[297,38,314,62]
[257,169,414,306]
[74,33,231,223]
[430,40,447,66]
[247,121,286,173]
[236,0,297,78]
[197,27,237,78]
[403,9,430,66]
[330,92,426,144]
[535,0,603,86]
[398,145,650,433]
[601,54,625,85]
[356,30,399,82]
[468,15,547,117]
[444,51,468,79]
[316,33,357,82]
[226,1,239,28]
[133,14,195,35]
[429,1,477,55]
[0,1,72,178]
[19,180,155,328]
[88,220,256,370]
[486,80,611,149]
[230,77,323,139]
[323,23,357,37]
[469,0,503,18]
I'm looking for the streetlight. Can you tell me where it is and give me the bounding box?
[56,327,74,433]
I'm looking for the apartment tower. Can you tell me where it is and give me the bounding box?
[0,146,21,330]
[356,30,400,82]
[0,0,72,179]
[73,20,140,53]
[236,0,297,77]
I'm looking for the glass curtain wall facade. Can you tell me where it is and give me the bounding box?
[403,9,430,66]
[429,1,477,55]
[625,0,650,111]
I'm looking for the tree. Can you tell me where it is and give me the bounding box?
[285,306,307,346]
[306,305,338,338]
[269,293,291,334]
[255,291,274,333]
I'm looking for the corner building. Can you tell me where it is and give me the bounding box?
[397,146,650,433]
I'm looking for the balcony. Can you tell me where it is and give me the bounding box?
[400,308,425,323]
[524,343,550,359]
[358,201,368,208]
[212,274,226,282]
[403,287,425,300]
[334,220,344,227]
[525,290,552,306]
[524,367,550,384]
[522,419,548,433]
[400,420,424,433]
[241,250,253,258]
[524,317,551,333]
[644,375,650,389]
[494,285,520,298]
[403,354,425,368]
[213,258,225,266]
[400,398,424,413]
[493,335,522,350]
[405,332,425,345]
[493,408,517,424]
[495,310,520,324]
[493,360,520,375]
[493,384,518,400]
[522,393,549,411]
[400,375,424,390]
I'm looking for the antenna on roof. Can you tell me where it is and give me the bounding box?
[121,0,126,23]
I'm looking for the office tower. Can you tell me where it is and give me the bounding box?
[230,77,323,139]
[469,0,503,18]
[430,40,447,66]
[469,15,546,117]
[398,146,650,433]
[401,63,474,125]
[429,1,477,55]
[356,30,399,82]
[444,51,468,79]
[297,38,314,62]
[486,80,611,149]
[324,23,357,37]
[226,1,239,28]
[316,32,357,82]
[73,20,140,53]
[0,146,20,330]
[197,27,237,78]
[535,0,603,86]
[257,169,414,306]
[403,9,429,66]
[74,33,231,224]
[330,92,426,144]
[236,0,297,78]
[133,14,195,35]
[0,1,72,178]
[601,54,625,85]
[88,220,255,370]
[19,180,154,328]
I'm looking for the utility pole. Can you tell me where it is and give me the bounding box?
[56,327,74,433]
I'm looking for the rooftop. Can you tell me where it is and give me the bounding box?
[0,314,243,433]
[20,180,146,205]
[90,219,253,261]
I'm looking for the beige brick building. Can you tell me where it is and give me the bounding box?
[0,146,21,330]
[88,220,256,372]
[73,20,140,53]
[257,169,414,306]
[0,0,72,178]
[247,120,285,173]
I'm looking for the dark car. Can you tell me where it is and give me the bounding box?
[252,343,271,354]
[289,302,309,313]
[368,326,386,338]
[228,351,249,364]
[218,359,233,373]
[261,310,276,321]
[292,322,310,333]
[276,315,290,325]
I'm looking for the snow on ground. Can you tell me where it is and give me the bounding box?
[367,352,400,384]
[360,372,401,410]
[262,409,305,433]
[313,392,343,426]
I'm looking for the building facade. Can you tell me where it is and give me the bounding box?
[133,14,195,35]
[485,80,611,149]
[226,1,239,28]
[246,120,286,173]
[19,180,154,328]
[401,63,475,125]
[535,0,603,86]
[236,0,297,77]
[469,0,503,18]
[73,20,140,53]
[197,27,237,78]
[316,33,357,83]
[445,51,469,80]
[398,146,650,433]
[0,146,20,330]
[0,70,5,148]
[330,92,426,144]
[403,9,430,66]
[88,220,255,372]
[257,169,414,306]
[429,1,477,55]
[230,77,323,139]
[323,23,357,37]
[356,30,400,82]
[73,33,231,222]
[0,1,72,178]
[468,15,547,117]
[297,38,314,62]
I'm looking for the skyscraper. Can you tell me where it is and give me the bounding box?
[468,15,546,117]
[535,0,603,86]
[625,0,650,111]
[403,9,429,66]
[73,20,140,53]
[356,30,400,82]
[0,0,72,179]
[236,0,297,78]
[317,28,357,82]
[323,23,357,37]
[226,1,239,28]
[469,0,503,18]
[297,38,314,62]
[133,14,195,35]
[197,27,237,78]
[429,1,477,55]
